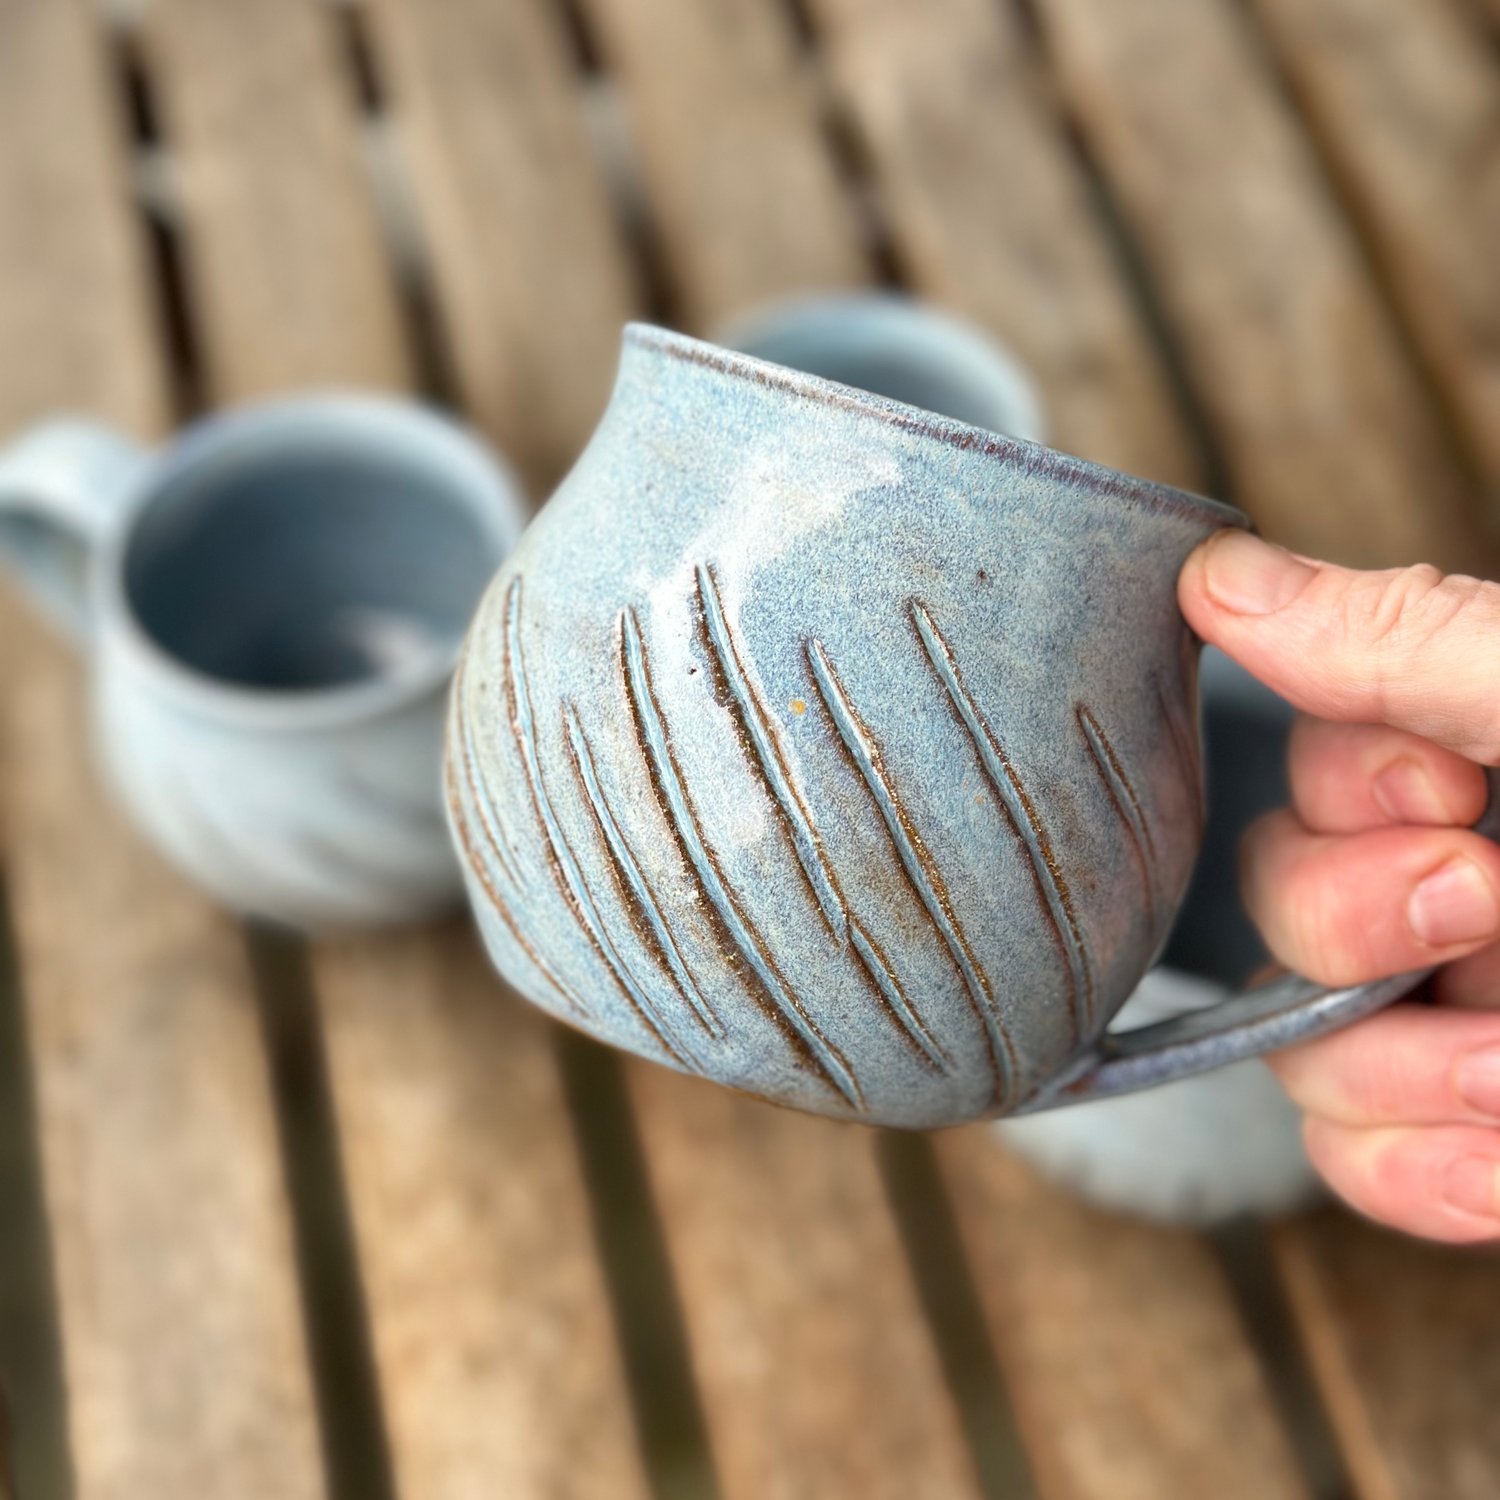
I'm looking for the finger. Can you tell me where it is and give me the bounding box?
[1435,941,1500,1010]
[1287,717,1486,835]
[1179,532,1500,763]
[1268,1002,1500,1127]
[1241,812,1500,985]
[1302,1117,1500,1243]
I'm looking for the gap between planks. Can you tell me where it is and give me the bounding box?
[0,877,72,1500]
[0,2,327,1497]
[119,2,688,1497]
[1019,0,1495,571]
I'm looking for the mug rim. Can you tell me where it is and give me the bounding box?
[97,391,528,734]
[711,290,1049,446]
[625,323,1249,533]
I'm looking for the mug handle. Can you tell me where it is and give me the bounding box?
[0,418,151,642]
[1017,766,1500,1114]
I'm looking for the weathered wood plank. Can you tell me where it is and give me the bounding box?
[140,0,409,396]
[1024,8,1500,1495]
[533,13,1002,1483]
[140,2,655,1493]
[0,2,162,441]
[1246,0,1500,492]
[1274,1211,1500,1500]
[573,0,871,326]
[1029,0,1490,570]
[938,1131,1311,1500]
[363,0,639,489]
[4,660,329,1500]
[628,1067,986,1500]
[807,0,1199,487]
[314,928,653,1500]
[0,3,327,1498]
[795,3,1325,1490]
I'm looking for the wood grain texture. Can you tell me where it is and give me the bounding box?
[143,3,656,1492]
[573,0,871,327]
[938,1130,1310,1500]
[1274,1212,1500,1500]
[0,3,326,1498]
[628,1065,986,1500]
[806,0,1199,487]
[140,0,409,396]
[362,0,639,490]
[4,656,327,1500]
[0,0,162,443]
[314,928,652,1500]
[1246,0,1500,492]
[1029,0,1491,569]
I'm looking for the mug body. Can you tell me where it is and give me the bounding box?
[91,394,525,927]
[449,327,1244,1125]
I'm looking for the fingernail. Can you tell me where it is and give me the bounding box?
[1443,1156,1500,1218]
[1373,758,1453,824]
[1200,532,1316,615]
[1456,1046,1500,1121]
[1408,858,1500,947]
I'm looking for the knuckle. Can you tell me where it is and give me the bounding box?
[1333,568,1500,759]
[1339,565,1452,651]
[1349,567,1500,666]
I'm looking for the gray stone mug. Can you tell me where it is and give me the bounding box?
[446,325,1475,1127]
[0,394,526,928]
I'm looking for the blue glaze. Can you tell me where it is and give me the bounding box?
[447,325,1429,1126]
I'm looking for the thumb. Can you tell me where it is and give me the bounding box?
[1179,531,1500,765]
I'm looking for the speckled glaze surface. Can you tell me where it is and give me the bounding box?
[0,395,525,928]
[449,326,1248,1126]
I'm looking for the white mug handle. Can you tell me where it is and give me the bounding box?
[0,418,151,643]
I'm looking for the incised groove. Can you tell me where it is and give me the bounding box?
[848,919,950,1071]
[564,702,726,1040]
[1077,704,1158,932]
[695,562,846,935]
[504,578,696,1068]
[806,633,1015,1102]
[452,638,525,889]
[910,600,1093,1038]
[444,756,590,1018]
[620,605,864,1110]
[695,563,949,1070]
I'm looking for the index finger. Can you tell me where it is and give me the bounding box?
[1179,532,1500,764]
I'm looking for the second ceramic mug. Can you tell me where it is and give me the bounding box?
[0,394,526,927]
[446,325,1497,1128]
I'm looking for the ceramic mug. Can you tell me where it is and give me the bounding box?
[445,325,1489,1127]
[715,292,1046,444]
[996,650,1318,1224]
[0,394,526,928]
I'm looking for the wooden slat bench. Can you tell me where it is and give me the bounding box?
[0,1,1496,1498]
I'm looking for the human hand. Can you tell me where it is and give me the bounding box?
[1179,531,1500,1243]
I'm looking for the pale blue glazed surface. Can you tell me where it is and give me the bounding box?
[448,326,1245,1127]
[0,395,526,928]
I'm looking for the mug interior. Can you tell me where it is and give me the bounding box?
[123,427,505,693]
[717,294,1045,441]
